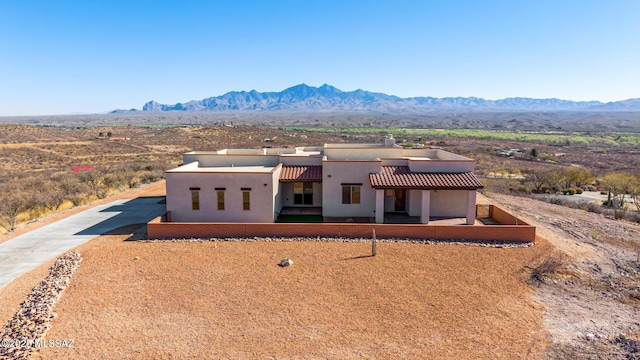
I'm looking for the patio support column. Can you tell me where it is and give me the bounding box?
[420,190,430,224]
[375,189,384,224]
[466,190,477,225]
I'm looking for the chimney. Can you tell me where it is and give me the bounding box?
[384,134,395,147]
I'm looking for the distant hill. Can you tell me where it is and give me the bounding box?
[111,84,640,114]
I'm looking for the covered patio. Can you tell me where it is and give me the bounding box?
[369,166,484,225]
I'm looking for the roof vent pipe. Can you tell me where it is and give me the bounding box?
[384,134,395,147]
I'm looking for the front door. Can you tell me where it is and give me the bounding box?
[394,189,406,212]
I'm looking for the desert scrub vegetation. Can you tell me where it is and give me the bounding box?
[0,163,166,233]
[277,126,640,147]
[527,253,572,285]
[487,166,595,195]
[499,167,640,223]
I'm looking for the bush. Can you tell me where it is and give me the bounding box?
[529,254,566,284]
[624,211,640,224]
[614,209,626,220]
[536,194,640,225]
[586,202,603,214]
[562,188,576,195]
[548,197,569,206]
[573,187,584,194]
[510,185,531,194]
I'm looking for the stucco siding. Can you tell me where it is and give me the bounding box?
[166,172,275,223]
[183,154,281,167]
[322,161,381,217]
[408,189,422,216]
[280,183,294,207]
[430,190,469,218]
[408,160,475,173]
[272,167,282,221]
[324,147,401,161]
[384,191,395,212]
[279,156,323,166]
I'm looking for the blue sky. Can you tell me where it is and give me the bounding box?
[1,0,639,116]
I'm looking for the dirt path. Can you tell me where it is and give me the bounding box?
[486,192,640,359]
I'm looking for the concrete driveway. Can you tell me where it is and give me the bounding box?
[0,196,166,290]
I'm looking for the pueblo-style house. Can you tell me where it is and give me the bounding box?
[165,135,484,224]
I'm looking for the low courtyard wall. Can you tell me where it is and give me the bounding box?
[148,205,535,242]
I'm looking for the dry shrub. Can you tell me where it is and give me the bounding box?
[614,209,626,220]
[528,253,570,285]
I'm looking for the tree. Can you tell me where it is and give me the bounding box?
[602,172,633,209]
[566,167,593,188]
[58,175,90,206]
[79,169,105,198]
[37,186,67,211]
[526,170,550,193]
[530,148,538,158]
[629,174,640,212]
[546,167,593,191]
[545,170,566,192]
[0,188,34,231]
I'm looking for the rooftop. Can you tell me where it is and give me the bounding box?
[166,162,277,174]
[279,166,323,182]
[369,166,484,190]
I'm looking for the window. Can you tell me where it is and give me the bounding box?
[242,190,251,210]
[190,189,200,210]
[293,182,313,205]
[342,185,361,204]
[217,190,225,210]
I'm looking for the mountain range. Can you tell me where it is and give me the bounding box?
[111,84,640,114]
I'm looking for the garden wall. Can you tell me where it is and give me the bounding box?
[148,205,535,242]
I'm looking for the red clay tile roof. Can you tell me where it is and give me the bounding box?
[369,166,484,190]
[280,166,323,182]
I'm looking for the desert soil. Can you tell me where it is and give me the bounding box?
[2,182,639,359]
[488,193,640,359]
[29,238,550,360]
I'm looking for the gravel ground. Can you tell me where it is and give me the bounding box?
[29,236,551,359]
[0,251,81,360]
